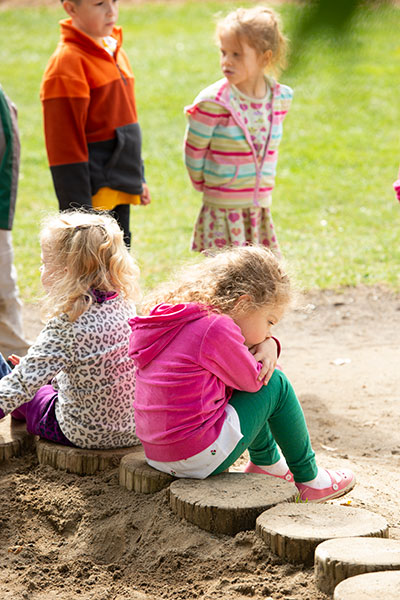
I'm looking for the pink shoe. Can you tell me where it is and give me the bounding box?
[244,460,294,483]
[295,468,355,503]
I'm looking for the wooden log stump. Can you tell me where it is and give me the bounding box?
[256,503,388,566]
[315,537,400,594]
[0,416,35,462]
[333,570,400,600]
[169,472,297,535]
[36,438,142,475]
[119,451,176,494]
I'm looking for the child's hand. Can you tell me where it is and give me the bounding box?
[140,183,151,205]
[250,337,278,385]
[7,354,21,366]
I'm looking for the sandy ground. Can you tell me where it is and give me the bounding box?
[0,285,399,600]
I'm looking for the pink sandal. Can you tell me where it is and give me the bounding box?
[295,468,355,503]
[244,460,294,483]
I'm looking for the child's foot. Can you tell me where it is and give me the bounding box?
[295,468,355,503]
[244,460,294,483]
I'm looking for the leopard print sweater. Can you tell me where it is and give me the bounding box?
[0,295,140,449]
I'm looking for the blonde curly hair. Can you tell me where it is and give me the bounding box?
[141,245,291,317]
[40,210,140,322]
[216,6,288,76]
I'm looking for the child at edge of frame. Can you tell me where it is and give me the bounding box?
[129,245,356,503]
[40,0,151,248]
[393,167,400,201]
[184,5,292,257]
[0,210,141,450]
[0,83,31,359]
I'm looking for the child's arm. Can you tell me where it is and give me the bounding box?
[249,337,280,385]
[0,318,74,417]
[41,80,93,209]
[199,316,264,393]
[184,101,228,191]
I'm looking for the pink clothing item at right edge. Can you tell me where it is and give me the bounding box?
[129,303,264,462]
[393,168,400,201]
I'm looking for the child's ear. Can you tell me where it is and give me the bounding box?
[234,294,252,312]
[62,1,77,18]
[262,49,273,68]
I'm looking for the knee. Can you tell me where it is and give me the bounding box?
[270,368,287,385]
[268,368,292,395]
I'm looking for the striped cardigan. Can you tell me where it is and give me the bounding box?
[184,78,292,209]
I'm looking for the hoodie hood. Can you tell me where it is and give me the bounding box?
[129,303,208,368]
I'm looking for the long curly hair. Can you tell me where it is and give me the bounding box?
[141,246,291,317]
[40,210,141,321]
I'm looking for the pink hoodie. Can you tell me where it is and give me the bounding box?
[129,303,264,461]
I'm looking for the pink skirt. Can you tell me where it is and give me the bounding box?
[191,205,281,257]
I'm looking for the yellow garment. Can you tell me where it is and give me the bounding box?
[92,187,141,211]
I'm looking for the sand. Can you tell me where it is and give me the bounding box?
[1,285,399,599]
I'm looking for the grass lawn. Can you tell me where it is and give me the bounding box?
[0,1,399,302]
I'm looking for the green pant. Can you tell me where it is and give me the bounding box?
[211,369,318,483]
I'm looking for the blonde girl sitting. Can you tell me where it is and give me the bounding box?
[129,246,355,502]
[0,211,140,449]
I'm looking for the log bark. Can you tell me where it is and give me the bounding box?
[169,472,297,535]
[0,416,35,462]
[315,536,400,594]
[333,570,400,600]
[256,503,389,566]
[119,452,175,494]
[36,438,142,475]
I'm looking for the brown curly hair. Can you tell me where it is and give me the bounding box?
[141,245,291,317]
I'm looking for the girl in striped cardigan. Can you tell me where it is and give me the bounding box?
[184,6,292,256]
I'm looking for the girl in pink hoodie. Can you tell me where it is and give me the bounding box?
[129,246,355,503]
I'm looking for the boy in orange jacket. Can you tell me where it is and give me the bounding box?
[41,0,150,246]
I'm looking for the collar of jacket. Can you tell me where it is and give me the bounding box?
[59,18,122,59]
[217,76,278,104]
[186,76,279,113]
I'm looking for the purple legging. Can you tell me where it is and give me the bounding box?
[0,354,73,446]
[11,385,73,445]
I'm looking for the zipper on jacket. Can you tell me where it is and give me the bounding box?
[202,97,270,206]
[98,40,127,85]
[189,80,280,207]
[116,63,127,85]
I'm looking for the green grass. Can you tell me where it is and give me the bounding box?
[0,1,399,301]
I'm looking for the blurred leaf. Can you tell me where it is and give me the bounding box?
[289,0,391,71]
[299,0,360,32]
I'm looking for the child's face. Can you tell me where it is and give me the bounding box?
[218,29,267,94]
[63,0,119,43]
[232,301,285,348]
